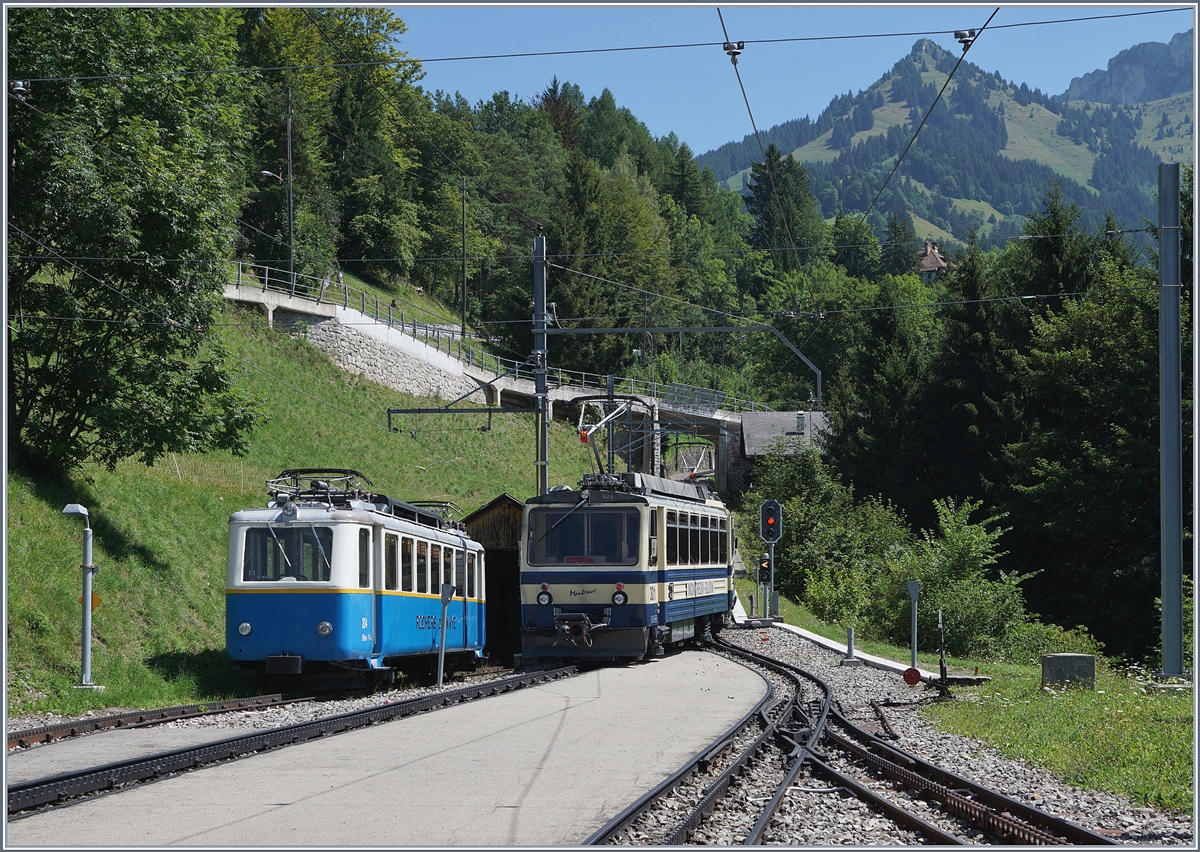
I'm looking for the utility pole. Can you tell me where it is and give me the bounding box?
[286,87,294,293]
[533,233,549,495]
[461,177,468,341]
[1158,162,1186,678]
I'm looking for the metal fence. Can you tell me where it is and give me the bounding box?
[229,262,796,415]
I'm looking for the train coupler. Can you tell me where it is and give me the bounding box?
[554,612,606,647]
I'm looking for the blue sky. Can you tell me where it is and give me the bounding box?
[391,4,1194,156]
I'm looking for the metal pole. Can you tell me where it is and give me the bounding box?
[1158,163,1186,677]
[63,504,102,690]
[533,233,549,495]
[437,583,453,688]
[81,526,95,686]
[907,580,920,669]
[461,177,468,341]
[768,541,776,618]
[607,374,615,474]
[286,87,294,295]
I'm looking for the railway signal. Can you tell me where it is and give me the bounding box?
[758,553,771,585]
[759,499,782,543]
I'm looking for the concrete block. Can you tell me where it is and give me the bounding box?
[1041,653,1095,689]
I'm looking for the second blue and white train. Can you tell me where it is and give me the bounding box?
[518,472,734,662]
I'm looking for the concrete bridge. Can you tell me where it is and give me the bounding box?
[224,274,821,492]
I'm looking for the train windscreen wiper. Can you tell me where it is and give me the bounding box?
[266,522,292,571]
[537,494,589,542]
[309,523,332,577]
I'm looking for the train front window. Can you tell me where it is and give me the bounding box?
[242,525,334,582]
[527,507,640,566]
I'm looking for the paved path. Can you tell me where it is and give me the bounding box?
[7,651,766,847]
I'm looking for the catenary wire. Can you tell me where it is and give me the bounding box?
[300,8,543,232]
[15,8,1189,83]
[716,6,811,308]
[8,223,530,486]
[850,8,1001,251]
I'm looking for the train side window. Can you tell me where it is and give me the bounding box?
[709,517,719,565]
[467,552,476,598]
[444,546,454,589]
[385,533,399,591]
[358,529,370,588]
[680,513,690,564]
[690,515,700,565]
[401,537,414,592]
[666,511,678,565]
[700,516,710,563]
[416,540,429,593]
[478,553,486,600]
[649,508,659,567]
[430,544,440,593]
[455,549,465,596]
[719,519,729,563]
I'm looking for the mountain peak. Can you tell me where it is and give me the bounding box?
[1060,29,1193,104]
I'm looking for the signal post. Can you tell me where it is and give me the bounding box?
[758,499,781,619]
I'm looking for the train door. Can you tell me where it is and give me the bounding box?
[473,551,486,651]
[455,548,470,649]
[361,528,380,662]
[448,547,465,648]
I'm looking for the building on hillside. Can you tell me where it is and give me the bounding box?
[918,241,948,282]
[739,411,828,460]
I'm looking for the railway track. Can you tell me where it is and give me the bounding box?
[7,694,316,751]
[590,634,1121,846]
[7,665,576,816]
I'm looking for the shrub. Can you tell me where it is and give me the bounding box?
[870,498,1031,656]
[973,620,1105,665]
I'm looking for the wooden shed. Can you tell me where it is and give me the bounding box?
[463,493,525,665]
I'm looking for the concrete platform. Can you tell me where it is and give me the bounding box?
[6,651,766,847]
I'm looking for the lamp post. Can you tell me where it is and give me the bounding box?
[62,504,103,691]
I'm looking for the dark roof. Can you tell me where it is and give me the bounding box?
[740,411,827,457]
[919,241,948,275]
[461,492,523,526]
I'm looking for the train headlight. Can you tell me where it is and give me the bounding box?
[237,622,252,636]
[316,621,333,637]
[612,590,628,606]
[536,591,553,606]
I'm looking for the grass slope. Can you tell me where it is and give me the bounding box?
[6,303,595,717]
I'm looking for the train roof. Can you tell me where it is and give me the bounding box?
[528,472,717,506]
[263,468,449,530]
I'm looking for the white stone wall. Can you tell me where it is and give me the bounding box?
[298,317,487,405]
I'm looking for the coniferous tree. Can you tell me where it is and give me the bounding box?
[880,211,920,275]
[744,143,826,272]
[671,142,708,221]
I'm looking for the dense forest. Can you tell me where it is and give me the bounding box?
[7,7,1192,661]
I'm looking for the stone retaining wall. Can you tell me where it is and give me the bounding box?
[297,317,487,405]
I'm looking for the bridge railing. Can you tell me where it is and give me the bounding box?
[229,262,792,415]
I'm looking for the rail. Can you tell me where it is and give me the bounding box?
[229,262,801,415]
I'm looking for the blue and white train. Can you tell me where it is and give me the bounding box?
[519,472,734,662]
[226,469,486,687]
